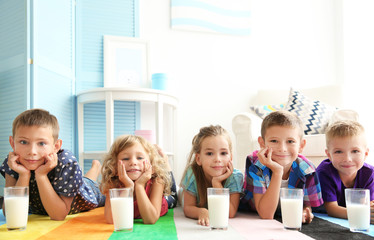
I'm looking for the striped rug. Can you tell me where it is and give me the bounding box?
[0,207,177,240]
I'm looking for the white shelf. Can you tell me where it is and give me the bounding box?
[77,87,178,173]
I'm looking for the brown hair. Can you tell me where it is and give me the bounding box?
[12,108,59,141]
[325,120,365,146]
[100,135,171,195]
[180,125,232,208]
[261,110,304,139]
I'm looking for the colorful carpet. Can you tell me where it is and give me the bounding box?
[0,207,177,240]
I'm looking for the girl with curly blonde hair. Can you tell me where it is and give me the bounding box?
[100,135,172,224]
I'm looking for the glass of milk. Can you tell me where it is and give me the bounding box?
[345,188,370,232]
[109,188,133,232]
[4,186,29,231]
[279,188,304,231]
[207,188,229,230]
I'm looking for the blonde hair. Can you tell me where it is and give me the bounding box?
[180,125,232,208]
[12,108,59,141]
[100,135,171,195]
[261,110,304,139]
[325,120,365,146]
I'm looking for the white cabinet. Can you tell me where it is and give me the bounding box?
[77,87,178,173]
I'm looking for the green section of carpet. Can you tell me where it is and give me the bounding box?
[109,209,178,240]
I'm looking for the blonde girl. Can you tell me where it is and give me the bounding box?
[100,135,171,224]
[180,125,243,226]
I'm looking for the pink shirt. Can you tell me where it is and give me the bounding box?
[133,179,168,219]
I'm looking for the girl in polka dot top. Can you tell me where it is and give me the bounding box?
[100,135,172,224]
[0,109,105,220]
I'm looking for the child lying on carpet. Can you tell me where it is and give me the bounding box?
[0,109,105,220]
[180,125,243,226]
[100,135,175,224]
[240,110,323,223]
[316,120,374,223]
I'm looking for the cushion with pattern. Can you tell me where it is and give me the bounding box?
[250,104,285,119]
[285,89,337,135]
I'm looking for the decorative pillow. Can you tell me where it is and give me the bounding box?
[285,89,337,135]
[250,104,284,119]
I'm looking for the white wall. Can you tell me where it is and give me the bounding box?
[342,1,374,158]
[138,0,367,182]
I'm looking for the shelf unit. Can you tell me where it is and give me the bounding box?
[77,87,178,173]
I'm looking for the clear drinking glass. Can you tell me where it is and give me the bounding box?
[207,188,230,230]
[345,188,370,232]
[280,188,304,231]
[109,188,133,232]
[4,186,29,231]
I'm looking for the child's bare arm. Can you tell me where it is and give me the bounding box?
[35,173,74,220]
[35,153,73,220]
[183,191,209,226]
[134,160,163,224]
[253,171,282,219]
[253,147,283,219]
[104,193,113,224]
[229,193,240,218]
[324,201,347,219]
[136,179,164,224]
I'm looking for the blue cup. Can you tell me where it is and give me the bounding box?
[152,73,167,90]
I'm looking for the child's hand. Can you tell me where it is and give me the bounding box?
[302,207,314,224]
[35,152,58,176]
[117,161,134,189]
[135,160,152,186]
[211,161,233,188]
[7,151,30,176]
[257,147,283,174]
[197,208,210,226]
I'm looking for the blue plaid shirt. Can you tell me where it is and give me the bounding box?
[240,150,323,211]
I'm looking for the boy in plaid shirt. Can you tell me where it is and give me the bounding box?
[240,110,323,223]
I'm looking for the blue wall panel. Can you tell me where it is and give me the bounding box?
[0,0,29,196]
[83,101,106,152]
[76,0,138,92]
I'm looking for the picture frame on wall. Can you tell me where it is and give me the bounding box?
[104,35,149,88]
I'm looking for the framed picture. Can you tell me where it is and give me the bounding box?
[170,0,251,36]
[104,35,149,88]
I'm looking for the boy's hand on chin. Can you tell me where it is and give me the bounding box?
[35,153,58,176]
[258,147,283,174]
[8,151,30,175]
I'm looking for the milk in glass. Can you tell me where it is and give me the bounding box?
[345,188,370,232]
[5,196,29,230]
[280,198,303,230]
[347,203,370,231]
[110,197,133,232]
[208,194,229,229]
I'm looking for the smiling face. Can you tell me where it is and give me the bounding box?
[9,125,61,170]
[195,136,232,182]
[259,125,306,170]
[117,142,149,181]
[326,135,368,180]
